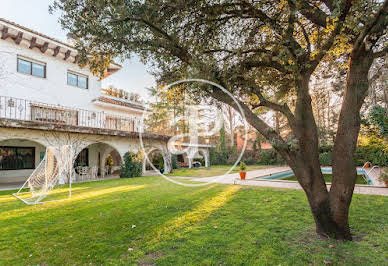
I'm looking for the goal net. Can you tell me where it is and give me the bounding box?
[13,145,77,205]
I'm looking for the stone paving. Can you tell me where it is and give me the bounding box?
[189,166,388,196]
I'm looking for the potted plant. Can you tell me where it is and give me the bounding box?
[239,162,247,180]
[378,168,388,187]
[112,88,118,97]
[118,89,124,98]
[106,155,114,175]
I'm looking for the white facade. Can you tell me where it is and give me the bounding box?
[0,18,169,184]
[0,18,209,184]
[0,38,102,110]
[0,18,145,118]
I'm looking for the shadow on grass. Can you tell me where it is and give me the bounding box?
[1,178,386,265]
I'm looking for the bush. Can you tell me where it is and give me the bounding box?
[210,139,387,167]
[319,152,332,166]
[239,162,247,171]
[355,144,388,167]
[257,149,285,165]
[151,153,164,171]
[210,147,285,165]
[210,148,228,165]
[172,154,178,169]
[317,141,387,167]
[319,145,333,153]
[120,152,142,178]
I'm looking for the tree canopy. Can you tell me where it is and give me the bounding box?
[52,0,388,240]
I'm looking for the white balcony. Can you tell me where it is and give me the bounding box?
[0,96,143,133]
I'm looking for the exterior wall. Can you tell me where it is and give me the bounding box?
[92,98,145,117]
[0,127,171,182]
[0,38,101,111]
[0,38,146,122]
[0,139,45,183]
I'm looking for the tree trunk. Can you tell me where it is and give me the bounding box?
[289,76,346,238]
[331,46,374,240]
[227,106,235,147]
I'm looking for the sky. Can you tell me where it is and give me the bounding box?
[0,0,155,100]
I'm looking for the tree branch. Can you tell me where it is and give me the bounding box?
[309,0,353,72]
[208,86,293,158]
[354,0,388,52]
[243,58,290,74]
[296,20,311,53]
[372,46,388,58]
[322,0,335,11]
[292,0,328,28]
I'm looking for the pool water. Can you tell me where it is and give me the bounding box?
[257,167,374,185]
[283,174,368,184]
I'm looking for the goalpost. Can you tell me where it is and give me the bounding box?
[13,145,77,205]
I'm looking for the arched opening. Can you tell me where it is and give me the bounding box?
[74,142,122,180]
[178,149,209,169]
[0,138,46,185]
[143,147,171,175]
[145,149,165,172]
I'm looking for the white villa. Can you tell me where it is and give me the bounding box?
[0,18,211,185]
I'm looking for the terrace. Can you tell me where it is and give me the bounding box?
[0,95,143,134]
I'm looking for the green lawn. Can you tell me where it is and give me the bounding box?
[168,164,272,177]
[284,174,368,184]
[0,177,387,265]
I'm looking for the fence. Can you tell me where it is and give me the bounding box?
[0,95,143,132]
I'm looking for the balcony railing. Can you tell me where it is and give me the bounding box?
[0,96,143,133]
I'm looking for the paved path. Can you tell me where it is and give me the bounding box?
[188,166,388,196]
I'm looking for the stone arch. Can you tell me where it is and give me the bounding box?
[74,141,123,176]
[0,137,48,148]
[0,138,48,183]
[142,146,172,174]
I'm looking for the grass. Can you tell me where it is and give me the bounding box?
[0,177,387,265]
[284,174,368,184]
[167,164,273,177]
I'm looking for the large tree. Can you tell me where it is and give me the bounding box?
[52,0,388,240]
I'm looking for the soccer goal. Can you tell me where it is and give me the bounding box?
[13,145,77,205]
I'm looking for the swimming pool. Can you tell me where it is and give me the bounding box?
[256,167,374,185]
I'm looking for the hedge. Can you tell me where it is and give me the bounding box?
[210,144,387,167]
[120,152,142,178]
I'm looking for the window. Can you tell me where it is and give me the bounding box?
[67,72,88,89]
[0,146,35,170]
[17,57,46,78]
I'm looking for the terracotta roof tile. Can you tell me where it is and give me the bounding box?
[0,17,122,68]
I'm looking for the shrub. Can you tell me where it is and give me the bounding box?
[354,144,388,167]
[257,149,285,165]
[319,152,332,166]
[172,154,178,169]
[209,148,228,165]
[151,153,164,171]
[368,105,388,137]
[319,145,333,153]
[120,152,142,178]
[239,162,247,171]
